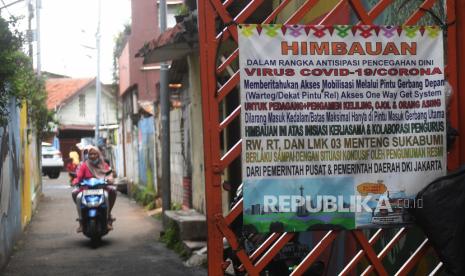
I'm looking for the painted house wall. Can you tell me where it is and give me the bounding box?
[124,0,160,101]
[188,55,206,213]
[111,128,125,178]
[58,87,118,126]
[0,98,22,270]
[122,115,139,185]
[28,131,41,211]
[119,43,131,96]
[138,116,156,190]
[170,108,184,205]
[19,104,31,227]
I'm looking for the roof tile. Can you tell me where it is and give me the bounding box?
[45,78,94,110]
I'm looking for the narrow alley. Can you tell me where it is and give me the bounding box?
[2,173,207,276]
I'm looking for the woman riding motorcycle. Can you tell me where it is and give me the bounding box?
[66,150,80,184]
[72,146,117,233]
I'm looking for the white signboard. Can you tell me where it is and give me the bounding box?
[238,25,446,232]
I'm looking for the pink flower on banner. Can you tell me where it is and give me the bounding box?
[381,26,396,38]
[288,25,304,37]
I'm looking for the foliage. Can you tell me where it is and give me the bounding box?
[176,4,189,16]
[171,202,182,211]
[0,16,52,135]
[132,184,157,209]
[159,221,190,259]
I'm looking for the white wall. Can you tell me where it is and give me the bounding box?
[58,86,118,126]
[170,107,184,205]
[188,55,206,214]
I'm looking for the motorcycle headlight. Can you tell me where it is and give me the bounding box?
[83,195,102,207]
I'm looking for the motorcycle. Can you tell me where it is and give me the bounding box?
[76,177,112,243]
[68,171,77,184]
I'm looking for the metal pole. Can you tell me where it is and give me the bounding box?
[95,0,101,145]
[455,0,465,165]
[36,0,41,77]
[159,0,171,217]
[27,0,33,61]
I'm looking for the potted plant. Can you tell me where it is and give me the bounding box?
[175,4,189,23]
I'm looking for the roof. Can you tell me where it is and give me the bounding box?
[41,71,70,79]
[137,13,199,64]
[45,78,95,110]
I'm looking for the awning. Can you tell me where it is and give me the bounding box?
[59,124,94,131]
[137,13,199,64]
[93,124,119,130]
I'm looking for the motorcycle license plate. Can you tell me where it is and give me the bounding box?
[83,189,104,196]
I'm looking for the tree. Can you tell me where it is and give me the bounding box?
[0,16,52,137]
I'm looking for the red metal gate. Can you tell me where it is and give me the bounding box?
[198,0,465,275]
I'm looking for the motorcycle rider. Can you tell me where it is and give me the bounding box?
[66,149,80,184]
[72,146,117,233]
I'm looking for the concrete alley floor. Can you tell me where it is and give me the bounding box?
[2,173,207,276]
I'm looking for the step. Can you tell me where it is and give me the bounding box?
[183,240,207,253]
[164,209,207,241]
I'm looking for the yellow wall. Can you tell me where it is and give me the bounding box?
[20,103,32,228]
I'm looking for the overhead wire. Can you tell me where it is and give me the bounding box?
[0,0,14,17]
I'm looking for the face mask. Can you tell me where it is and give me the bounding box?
[91,159,100,165]
[84,153,89,160]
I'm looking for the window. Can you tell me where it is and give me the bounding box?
[79,95,85,117]
[158,2,183,28]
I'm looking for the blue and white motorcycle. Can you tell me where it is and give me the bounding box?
[76,177,111,243]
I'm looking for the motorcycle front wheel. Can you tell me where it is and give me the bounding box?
[88,219,102,246]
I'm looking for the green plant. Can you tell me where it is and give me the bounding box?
[176,4,189,16]
[160,221,180,248]
[144,200,156,211]
[0,16,52,135]
[171,202,182,211]
[152,211,162,220]
[159,221,190,260]
[132,184,157,208]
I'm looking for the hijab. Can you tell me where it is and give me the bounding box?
[69,151,80,165]
[85,146,108,179]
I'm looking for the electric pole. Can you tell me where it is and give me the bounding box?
[36,0,41,77]
[27,0,33,61]
[159,0,171,218]
[95,0,102,145]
